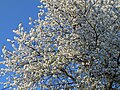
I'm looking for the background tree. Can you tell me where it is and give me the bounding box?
[0,0,120,90]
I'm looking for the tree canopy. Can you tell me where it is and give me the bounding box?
[0,0,120,90]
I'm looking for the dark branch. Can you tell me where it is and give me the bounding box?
[45,82,76,87]
[59,68,76,83]
[117,52,120,65]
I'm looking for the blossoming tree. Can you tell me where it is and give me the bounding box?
[0,0,120,90]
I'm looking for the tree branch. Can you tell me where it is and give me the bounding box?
[108,81,113,90]
[59,68,76,83]
[117,52,120,65]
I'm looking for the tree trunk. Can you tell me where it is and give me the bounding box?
[107,81,113,90]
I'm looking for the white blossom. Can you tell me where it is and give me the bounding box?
[0,0,120,90]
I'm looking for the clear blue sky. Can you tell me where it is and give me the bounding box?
[0,0,40,89]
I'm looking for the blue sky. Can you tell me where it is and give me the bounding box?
[0,0,40,89]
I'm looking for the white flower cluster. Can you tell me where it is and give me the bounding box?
[0,0,120,90]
